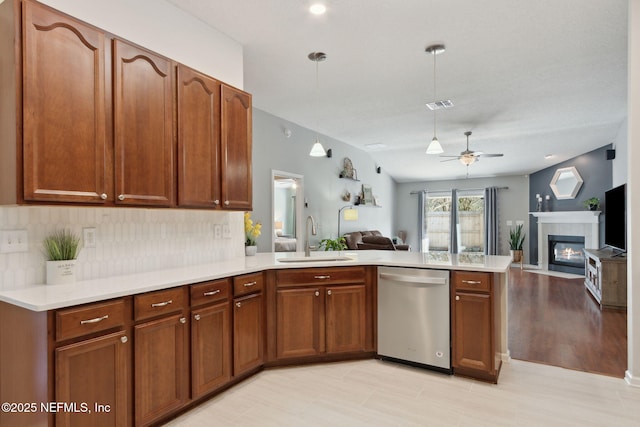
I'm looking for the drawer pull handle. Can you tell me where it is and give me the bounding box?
[462,280,482,285]
[243,281,257,287]
[151,300,173,308]
[120,336,128,344]
[80,314,109,325]
[314,275,331,280]
[180,317,186,324]
[203,290,221,296]
[194,314,201,321]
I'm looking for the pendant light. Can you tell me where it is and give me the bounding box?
[425,44,445,154]
[308,51,327,157]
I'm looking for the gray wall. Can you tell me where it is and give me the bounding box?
[528,145,613,264]
[252,108,396,252]
[395,175,530,261]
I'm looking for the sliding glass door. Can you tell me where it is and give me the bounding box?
[456,190,485,253]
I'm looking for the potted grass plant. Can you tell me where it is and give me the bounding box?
[508,224,525,263]
[43,229,80,285]
[319,237,347,251]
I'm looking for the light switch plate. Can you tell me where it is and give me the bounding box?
[222,224,231,239]
[0,229,29,253]
[213,224,222,239]
[83,227,96,248]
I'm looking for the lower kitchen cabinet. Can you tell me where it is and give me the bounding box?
[134,288,189,426]
[233,292,264,376]
[271,266,373,363]
[451,271,501,382]
[55,331,130,427]
[191,301,231,398]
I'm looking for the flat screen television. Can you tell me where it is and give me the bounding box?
[604,183,626,252]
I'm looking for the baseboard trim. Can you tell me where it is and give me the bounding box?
[500,351,511,363]
[625,370,640,387]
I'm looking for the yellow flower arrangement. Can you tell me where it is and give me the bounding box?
[244,212,262,246]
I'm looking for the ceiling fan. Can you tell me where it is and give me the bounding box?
[440,131,504,166]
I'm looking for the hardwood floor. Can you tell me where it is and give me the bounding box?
[508,267,627,377]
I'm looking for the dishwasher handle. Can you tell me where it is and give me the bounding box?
[378,272,447,285]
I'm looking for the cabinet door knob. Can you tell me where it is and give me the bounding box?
[194,314,201,321]
[100,193,108,200]
[315,291,319,297]
[327,289,332,296]
[120,336,128,344]
[455,295,460,301]
[118,194,125,201]
[224,200,230,206]
[213,200,220,205]
[179,317,186,324]
[236,302,242,308]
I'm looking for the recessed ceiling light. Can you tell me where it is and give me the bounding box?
[544,154,554,159]
[310,3,326,15]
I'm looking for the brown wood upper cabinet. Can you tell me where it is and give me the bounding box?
[114,39,175,207]
[22,0,108,204]
[2,0,252,209]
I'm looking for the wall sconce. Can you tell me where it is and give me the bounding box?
[338,205,358,237]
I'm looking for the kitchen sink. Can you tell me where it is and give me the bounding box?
[276,256,353,263]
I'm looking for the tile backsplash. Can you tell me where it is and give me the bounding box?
[0,206,244,291]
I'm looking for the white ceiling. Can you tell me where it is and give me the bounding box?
[166,0,628,182]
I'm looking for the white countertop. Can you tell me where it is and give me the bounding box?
[0,251,512,312]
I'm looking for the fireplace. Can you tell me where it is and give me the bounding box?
[548,235,585,275]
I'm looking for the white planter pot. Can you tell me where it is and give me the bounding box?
[46,260,77,285]
[245,246,257,256]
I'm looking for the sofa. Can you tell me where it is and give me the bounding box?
[343,230,410,251]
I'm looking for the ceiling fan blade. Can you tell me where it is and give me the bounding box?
[439,155,462,158]
[477,153,503,158]
[440,158,460,163]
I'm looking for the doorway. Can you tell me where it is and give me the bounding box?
[272,170,304,252]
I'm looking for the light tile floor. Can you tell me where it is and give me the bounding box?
[163,359,640,426]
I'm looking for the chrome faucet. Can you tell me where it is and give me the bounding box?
[305,215,317,257]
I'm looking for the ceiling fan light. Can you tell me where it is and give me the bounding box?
[426,137,444,154]
[459,155,476,166]
[309,138,327,157]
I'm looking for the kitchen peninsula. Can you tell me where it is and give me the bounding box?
[0,251,511,427]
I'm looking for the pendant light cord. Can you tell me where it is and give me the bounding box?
[433,50,437,139]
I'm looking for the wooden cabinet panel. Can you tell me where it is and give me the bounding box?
[452,291,492,372]
[191,301,231,398]
[276,266,366,287]
[113,39,174,207]
[134,313,188,426]
[22,0,108,203]
[55,331,130,427]
[220,85,252,210]
[56,299,125,341]
[276,287,321,359]
[233,272,264,297]
[233,292,263,376]
[325,284,366,354]
[177,64,222,208]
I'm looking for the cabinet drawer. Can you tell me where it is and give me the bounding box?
[276,266,366,287]
[191,278,231,307]
[233,272,264,297]
[453,271,492,292]
[56,299,126,341]
[134,287,186,321]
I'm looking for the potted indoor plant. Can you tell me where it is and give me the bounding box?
[244,212,262,256]
[43,229,80,285]
[582,197,600,211]
[508,224,525,263]
[319,237,347,251]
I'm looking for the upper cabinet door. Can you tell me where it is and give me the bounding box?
[22,1,108,203]
[113,39,175,207]
[177,64,221,208]
[221,85,252,210]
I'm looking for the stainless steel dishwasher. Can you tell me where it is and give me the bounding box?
[377,266,451,373]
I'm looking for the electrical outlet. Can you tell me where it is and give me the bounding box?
[83,227,97,248]
[506,220,513,226]
[0,229,29,253]
[213,224,222,239]
[222,224,231,239]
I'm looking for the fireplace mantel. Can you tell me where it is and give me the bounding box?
[530,211,601,271]
[530,211,601,223]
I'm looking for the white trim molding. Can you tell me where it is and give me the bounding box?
[625,370,640,387]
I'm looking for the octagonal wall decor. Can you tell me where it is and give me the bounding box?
[549,166,583,200]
